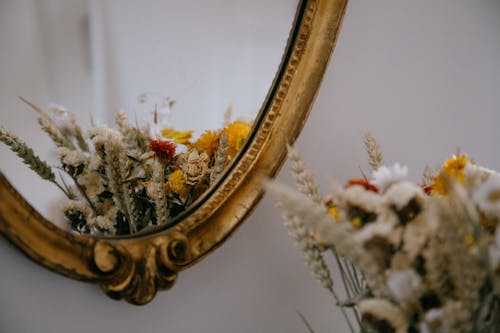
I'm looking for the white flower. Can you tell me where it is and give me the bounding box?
[384,181,425,212]
[402,214,435,261]
[372,163,408,192]
[359,298,408,333]
[464,163,498,194]
[63,200,91,217]
[465,163,496,182]
[57,147,88,168]
[88,216,116,235]
[341,185,386,216]
[387,269,423,303]
[473,174,500,219]
[419,308,444,333]
[353,213,401,246]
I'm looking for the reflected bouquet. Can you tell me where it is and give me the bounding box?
[268,134,500,333]
[0,98,251,236]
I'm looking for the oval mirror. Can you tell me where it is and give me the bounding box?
[0,0,348,304]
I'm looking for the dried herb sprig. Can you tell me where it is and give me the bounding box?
[363,132,384,171]
[68,112,89,152]
[0,127,72,198]
[20,97,76,150]
[422,165,435,187]
[287,145,364,327]
[287,144,323,205]
[210,133,228,184]
[152,159,169,225]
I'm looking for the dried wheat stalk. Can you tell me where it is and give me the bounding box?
[363,132,384,171]
[210,133,228,184]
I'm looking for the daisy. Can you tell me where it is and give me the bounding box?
[473,174,500,219]
[372,163,408,192]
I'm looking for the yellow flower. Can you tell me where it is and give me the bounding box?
[432,154,468,195]
[161,127,193,145]
[465,233,475,247]
[194,130,220,156]
[328,206,339,220]
[168,169,188,197]
[222,121,251,157]
[352,217,363,228]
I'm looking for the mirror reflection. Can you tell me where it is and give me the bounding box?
[0,0,298,235]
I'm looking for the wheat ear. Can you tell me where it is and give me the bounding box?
[152,159,169,225]
[115,111,135,144]
[0,127,73,198]
[105,132,140,233]
[439,188,484,313]
[0,127,55,181]
[363,132,384,171]
[283,211,334,291]
[266,182,388,298]
[223,104,233,127]
[210,133,228,184]
[118,135,139,231]
[19,97,76,149]
[287,145,324,205]
[422,165,435,187]
[104,134,129,223]
[69,113,89,151]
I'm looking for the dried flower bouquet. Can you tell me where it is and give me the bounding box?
[268,134,500,333]
[0,98,252,236]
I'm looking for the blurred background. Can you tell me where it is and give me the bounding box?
[1,0,500,332]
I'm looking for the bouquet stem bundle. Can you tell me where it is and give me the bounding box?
[269,135,500,333]
[1,98,252,236]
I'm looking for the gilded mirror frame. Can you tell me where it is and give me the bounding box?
[0,0,348,305]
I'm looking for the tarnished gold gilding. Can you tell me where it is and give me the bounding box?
[0,0,348,305]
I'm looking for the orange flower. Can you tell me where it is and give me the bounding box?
[168,170,188,197]
[344,178,379,193]
[161,128,193,145]
[432,154,468,195]
[222,121,251,157]
[194,130,220,157]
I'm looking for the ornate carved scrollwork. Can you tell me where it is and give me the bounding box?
[90,233,190,305]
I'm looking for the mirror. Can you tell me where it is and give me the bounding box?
[0,0,298,235]
[0,0,348,304]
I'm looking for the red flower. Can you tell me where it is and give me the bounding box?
[344,178,379,193]
[149,139,176,162]
[420,184,433,195]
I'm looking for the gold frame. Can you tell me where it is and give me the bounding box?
[0,0,348,305]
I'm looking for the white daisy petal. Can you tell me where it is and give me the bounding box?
[372,163,408,192]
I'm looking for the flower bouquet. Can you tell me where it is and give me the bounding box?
[0,98,252,236]
[268,134,500,333]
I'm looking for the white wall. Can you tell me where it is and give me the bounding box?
[1,1,500,332]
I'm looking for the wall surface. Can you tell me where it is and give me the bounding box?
[1,1,500,332]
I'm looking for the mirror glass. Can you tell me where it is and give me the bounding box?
[0,0,298,234]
